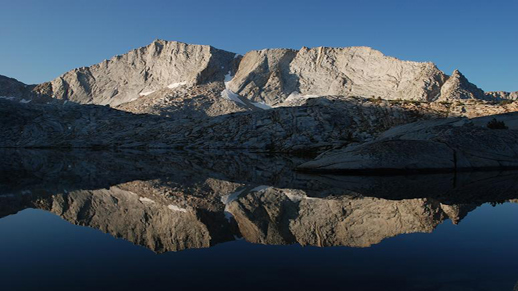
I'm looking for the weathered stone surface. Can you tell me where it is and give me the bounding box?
[298,113,518,172]
[0,96,447,150]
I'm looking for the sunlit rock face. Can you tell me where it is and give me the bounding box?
[47,40,239,107]
[438,70,487,102]
[228,47,447,105]
[486,91,518,101]
[4,40,511,113]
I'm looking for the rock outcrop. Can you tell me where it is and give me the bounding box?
[0,97,445,150]
[298,113,518,173]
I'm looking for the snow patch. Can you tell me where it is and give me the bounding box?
[220,189,245,206]
[220,188,246,221]
[139,90,155,96]
[168,204,188,212]
[167,81,187,89]
[224,72,233,84]
[234,54,241,59]
[20,99,31,104]
[220,72,246,105]
[0,96,15,101]
[284,192,305,202]
[139,197,155,203]
[220,72,272,110]
[221,89,246,105]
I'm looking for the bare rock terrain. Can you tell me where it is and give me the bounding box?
[298,113,518,172]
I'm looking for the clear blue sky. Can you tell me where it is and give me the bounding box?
[1,0,516,92]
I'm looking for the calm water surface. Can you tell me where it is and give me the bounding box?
[0,149,517,291]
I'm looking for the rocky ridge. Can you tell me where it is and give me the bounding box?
[2,40,516,112]
[3,96,518,152]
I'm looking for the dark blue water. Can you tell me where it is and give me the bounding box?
[0,203,517,291]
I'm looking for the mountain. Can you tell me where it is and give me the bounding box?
[437,69,487,102]
[45,40,240,106]
[2,40,515,112]
[227,46,447,104]
[1,40,518,153]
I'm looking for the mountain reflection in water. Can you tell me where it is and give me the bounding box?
[1,149,518,290]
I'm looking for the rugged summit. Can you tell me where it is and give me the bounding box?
[227,46,448,105]
[3,39,514,111]
[438,69,487,102]
[45,40,239,106]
